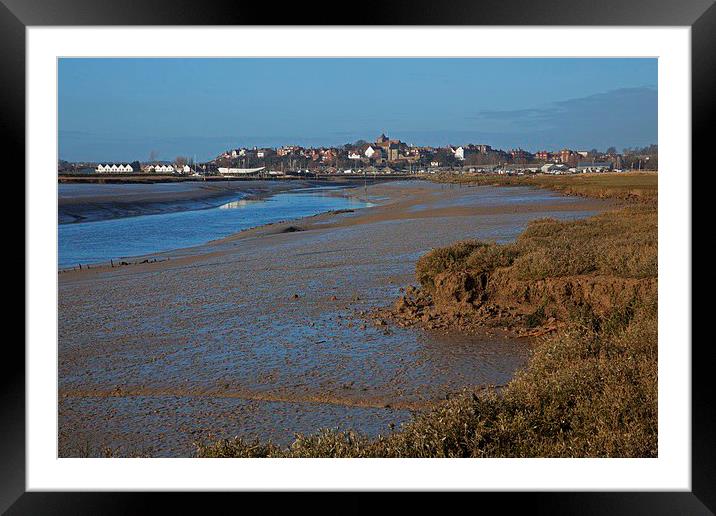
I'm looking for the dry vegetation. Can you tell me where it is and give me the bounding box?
[432,171,658,202]
[196,172,658,458]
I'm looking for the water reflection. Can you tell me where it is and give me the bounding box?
[219,199,255,209]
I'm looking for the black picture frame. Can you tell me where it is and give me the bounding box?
[5,0,711,512]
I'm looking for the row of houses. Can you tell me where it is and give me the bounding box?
[95,163,134,173]
[143,164,177,173]
[95,163,193,174]
[145,164,193,174]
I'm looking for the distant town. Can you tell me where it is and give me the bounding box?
[58,133,658,178]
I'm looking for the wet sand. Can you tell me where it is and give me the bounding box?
[58,181,612,456]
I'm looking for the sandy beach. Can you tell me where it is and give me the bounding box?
[58,180,612,456]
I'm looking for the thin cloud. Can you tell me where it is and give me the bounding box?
[453,87,657,150]
[470,87,657,131]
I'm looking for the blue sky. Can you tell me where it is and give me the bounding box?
[58,58,657,162]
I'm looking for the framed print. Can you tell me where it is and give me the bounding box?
[7,0,712,512]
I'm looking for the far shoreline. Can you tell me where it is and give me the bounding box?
[58,177,394,225]
[58,173,418,185]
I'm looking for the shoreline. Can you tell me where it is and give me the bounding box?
[58,178,374,225]
[58,184,380,271]
[58,180,615,456]
[58,174,418,185]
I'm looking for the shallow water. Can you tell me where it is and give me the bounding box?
[408,184,575,212]
[58,188,371,268]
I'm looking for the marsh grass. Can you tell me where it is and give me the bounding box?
[416,204,656,291]
[434,171,658,203]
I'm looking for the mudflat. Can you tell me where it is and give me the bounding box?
[58,180,612,456]
[58,179,358,224]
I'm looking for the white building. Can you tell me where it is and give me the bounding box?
[364,145,379,158]
[348,151,362,160]
[449,146,465,161]
[145,164,174,173]
[96,163,134,173]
